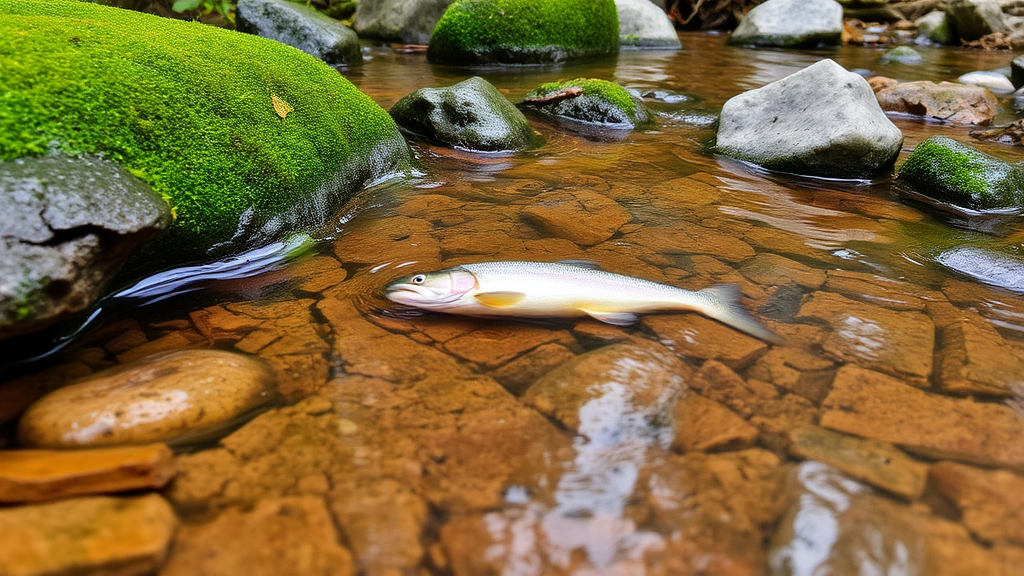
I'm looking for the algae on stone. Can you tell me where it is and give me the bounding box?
[897,136,1024,211]
[521,78,651,128]
[427,0,620,64]
[0,0,412,259]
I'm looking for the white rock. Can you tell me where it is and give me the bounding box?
[615,0,681,49]
[716,59,904,178]
[957,70,1016,94]
[729,0,843,47]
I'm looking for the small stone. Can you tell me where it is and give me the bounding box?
[929,461,1024,547]
[746,347,835,403]
[236,0,362,66]
[729,0,843,46]
[821,365,1024,470]
[18,349,277,449]
[739,253,825,290]
[879,45,922,64]
[868,75,899,92]
[673,393,758,452]
[0,444,175,503]
[876,82,1000,125]
[0,494,177,576]
[520,189,632,246]
[897,136,1024,211]
[488,342,576,395]
[936,317,1024,397]
[787,424,928,499]
[970,118,1024,146]
[442,325,576,369]
[958,70,1016,94]
[643,314,768,369]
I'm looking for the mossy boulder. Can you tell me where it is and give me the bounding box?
[916,11,955,45]
[0,0,412,260]
[427,0,620,65]
[897,136,1024,211]
[389,77,535,152]
[520,78,651,129]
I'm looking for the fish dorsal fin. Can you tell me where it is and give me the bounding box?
[581,310,639,326]
[557,259,603,271]
[475,291,526,308]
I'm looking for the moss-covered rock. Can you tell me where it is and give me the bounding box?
[390,77,535,152]
[897,136,1024,211]
[879,46,922,65]
[427,0,620,65]
[0,0,412,260]
[520,78,651,129]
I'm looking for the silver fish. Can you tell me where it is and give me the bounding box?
[385,260,781,343]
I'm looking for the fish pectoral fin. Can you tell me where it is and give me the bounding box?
[581,310,639,326]
[474,291,526,308]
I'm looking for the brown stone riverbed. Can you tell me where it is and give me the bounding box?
[3,32,1024,576]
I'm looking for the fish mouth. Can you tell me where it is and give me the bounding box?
[384,283,464,307]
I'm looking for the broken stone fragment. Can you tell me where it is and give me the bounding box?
[672,393,759,453]
[929,461,1024,547]
[936,317,1024,397]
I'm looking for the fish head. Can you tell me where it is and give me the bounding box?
[385,268,478,309]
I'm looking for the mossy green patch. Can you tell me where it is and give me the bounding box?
[427,0,619,65]
[521,78,650,128]
[0,0,411,259]
[897,136,1024,211]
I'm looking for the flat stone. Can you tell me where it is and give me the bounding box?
[929,461,1024,547]
[796,291,934,385]
[821,365,1024,471]
[488,342,576,395]
[746,347,835,403]
[624,222,755,263]
[644,314,768,369]
[161,496,354,576]
[821,269,933,311]
[334,215,440,266]
[673,393,758,452]
[442,325,577,369]
[18,349,277,448]
[739,253,826,290]
[875,81,1000,125]
[0,444,175,503]
[937,317,1024,397]
[520,189,631,246]
[921,515,1024,576]
[787,424,927,499]
[0,494,177,576]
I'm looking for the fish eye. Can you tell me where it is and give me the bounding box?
[412,274,426,284]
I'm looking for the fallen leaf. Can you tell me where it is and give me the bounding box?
[271,94,294,119]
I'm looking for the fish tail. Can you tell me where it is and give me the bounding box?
[693,284,784,345]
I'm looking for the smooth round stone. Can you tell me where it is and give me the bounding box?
[18,350,276,449]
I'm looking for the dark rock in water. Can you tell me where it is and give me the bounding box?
[632,88,689,103]
[970,119,1024,145]
[935,246,1024,293]
[897,136,1024,211]
[0,156,171,341]
[716,59,903,178]
[945,0,1007,42]
[874,81,1000,125]
[236,0,362,66]
[615,0,682,49]
[354,0,452,45]
[878,45,922,64]
[728,0,843,47]
[1012,54,1024,88]
[389,76,534,152]
[521,78,652,129]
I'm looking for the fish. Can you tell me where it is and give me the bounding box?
[384,260,781,344]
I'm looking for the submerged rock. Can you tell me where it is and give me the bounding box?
[18,350,277,449]
[729,0,843,47]
[935,246,1024,292]
[519,189,632,245]
[353,0,452,45]
[970,118,1024,145]
[929,461,1024,547]
[935,317,1024,397]
[875,81,1000,125]
[389,76,534,152]
[0,156,171,341]
[716,59,903,178]
[958,70,1015,94]
[897,136,1024,211]
[917,10,955,44]
[879,45,922,64]
[427,0,620,64]
[946,0,1007,41]
[237,0,362,66]
[615,0,681,49]
[521,78,652,129]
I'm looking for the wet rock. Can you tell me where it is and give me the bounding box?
[936,317,1024,397]
[946,0,1008,41]
[673,393,758,452]
[644,314,768,369]
[821,269,934,311]
[716,59,903,178]
[1,156,171,340]
[740,253,826,290]
[786,424,927,499]
[521,341,687,439]
[922,513,1024,576]
[161,496,354,576]
[746,347,835,404]
[615,0,682,48]
[934,246,1024,292]
[353,0,452,45]
[0,444,174,503]
[729,0,842,46]
[390,77,534,152]
[897,136,1024,210]
[917,10,955,44]
[18,349,277,449]
[520,189,632,246]
[821,365,1024,470]
[334,215,440,265]
[237,0,362,66]
[624,221,755,263]
[0,361,92,425]
[796,291,934,385]
[929,461,1024,547]
[868,75,899,92]
[879,45,922,64]
[330,480,428,575]
[442,324,577,369]
[958,70,1015,94]
[876,81,1000,125]
[0,494,177,576]
[488,342,576,395]
[970,118,1024,145]
[521,78,652,129]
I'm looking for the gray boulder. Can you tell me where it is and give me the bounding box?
[946,0,1007,41]
[236,0,362,66]
[615,0,681,49]
[729,0,843,47]
[0,156,172,340]
[916,10,955,44]
[389,77,535,152]
[716,59,904,178]
[353,0,452,45]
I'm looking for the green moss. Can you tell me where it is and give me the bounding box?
[427,0,619,64]
[0,0,411,258]
[879,46,922,64]
[897,136,1024,211]
[521,78,650,128]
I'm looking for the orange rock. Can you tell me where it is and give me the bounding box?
[643,314,768,369]
[0,444,174,503]
[868,75,898,92]
[442,324,577,369]
[520,189,632,246]
[821,269,936,311]
[739,253,826,290]
[672,393,758,453]
[488,342,576,395]
[0,361,92,425]
[929,461,1024,547]
[875,81,1000,125]
[936,318,1024,397]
